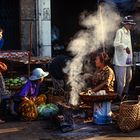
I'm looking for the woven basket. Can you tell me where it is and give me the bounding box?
[118,100,140,132]
[79,94,117,102]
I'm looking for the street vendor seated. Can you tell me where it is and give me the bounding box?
[81,52,115,124]
[82,52,115,94]
[11,68,49,121]
[0,61,11,123]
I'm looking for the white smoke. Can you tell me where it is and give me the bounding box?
[67,2,121,106]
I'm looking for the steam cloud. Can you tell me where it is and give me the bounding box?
[67,2,121,106]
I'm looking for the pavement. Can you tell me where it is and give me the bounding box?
[0,118,140,140]
[0,103,140,140]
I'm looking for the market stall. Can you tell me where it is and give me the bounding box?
[0,50,52,76]
[0,51,51,93]
[0,50,52,97]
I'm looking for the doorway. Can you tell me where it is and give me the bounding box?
[51,0,98,44]
[0,0,20,50]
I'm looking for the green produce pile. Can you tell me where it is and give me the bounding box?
[37,103,59,118]
[5,77,27,89]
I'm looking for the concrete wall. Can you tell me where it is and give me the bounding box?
[20,0,52,56]
[38,0,51,57]
[20,0,37,55]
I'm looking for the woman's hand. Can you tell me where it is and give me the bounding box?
[29,96,36,101]
[32,97,36,101]
[87,89,95,95]
[22,97,29,101]
[0,62,7,71]
[126,47,130,54]
[79,91,86,95]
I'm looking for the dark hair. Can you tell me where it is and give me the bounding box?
[97,52,110,65]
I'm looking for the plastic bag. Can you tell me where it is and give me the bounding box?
[93,102,112,124]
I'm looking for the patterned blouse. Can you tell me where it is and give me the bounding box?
[92,65,115,92]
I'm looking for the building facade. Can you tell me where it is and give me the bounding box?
[0,0,139,57]
[20,0,51,57]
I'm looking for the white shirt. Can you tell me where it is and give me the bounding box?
[113,27,133,66]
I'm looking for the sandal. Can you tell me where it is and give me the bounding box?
[0,119,5,124]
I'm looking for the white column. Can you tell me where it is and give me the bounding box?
[38,0,51,57]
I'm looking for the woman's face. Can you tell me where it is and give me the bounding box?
[0,31,3,38]
[38,77,44,83]
[95,56,102,68]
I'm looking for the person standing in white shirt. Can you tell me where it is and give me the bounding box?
[113,15,136,98]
